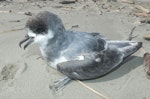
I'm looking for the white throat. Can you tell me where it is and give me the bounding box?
[27,29,54,58]
[28,29,54,47]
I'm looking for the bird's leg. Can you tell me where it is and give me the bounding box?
[49,54,96,93]
[49,76,72,93]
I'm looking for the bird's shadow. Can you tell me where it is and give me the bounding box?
[87,55,143,83]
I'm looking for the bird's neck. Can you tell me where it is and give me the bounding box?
[39,32,68,61]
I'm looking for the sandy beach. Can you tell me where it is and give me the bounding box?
[0,0,150,99]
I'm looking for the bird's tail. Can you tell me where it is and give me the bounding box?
[108,41,142,58]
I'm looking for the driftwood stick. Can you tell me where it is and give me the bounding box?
[0,10,33,16]
[0,28,24,34]
[76,80,109,99]
[135,5,150,14]
[133,13,150,17]
[121,0,135,4]
[59,0,76,4]
[128,26,137,41]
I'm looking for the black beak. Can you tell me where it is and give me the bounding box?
[19,35,34,50]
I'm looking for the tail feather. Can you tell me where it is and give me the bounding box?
[108,41,142,58]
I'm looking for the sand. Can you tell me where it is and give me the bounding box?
[0,0,150,99]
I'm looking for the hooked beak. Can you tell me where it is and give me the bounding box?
[19,35,34,50]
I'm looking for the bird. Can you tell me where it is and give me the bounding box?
[19,11,142,91]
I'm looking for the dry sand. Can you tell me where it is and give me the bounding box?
[0,0,150,99]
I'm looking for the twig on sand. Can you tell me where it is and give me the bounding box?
[121,0,135,4]
[133,5,150,17]
[0,28,24,34]
[127,26,137,41]
[59,0,77,4]
[76,80,109,99]
[134,5,150,14]
[9,20,21,22]
[107,0,117,2]
[0,10,33,16]
[133,13,150,17]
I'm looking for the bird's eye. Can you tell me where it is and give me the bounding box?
[34,28,47,35]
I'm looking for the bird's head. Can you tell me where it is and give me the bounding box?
[19,11,66,49]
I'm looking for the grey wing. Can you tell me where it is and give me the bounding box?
[57,59,96,80]
[57,48,124,80]
[107,41,142,58]
[88,32,108,51]
[63,31,107,57]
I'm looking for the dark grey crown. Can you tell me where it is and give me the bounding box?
[26,11,66,35]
